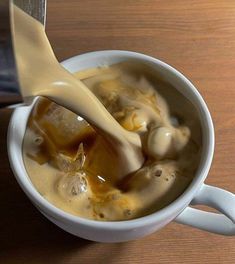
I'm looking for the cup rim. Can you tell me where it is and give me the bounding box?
[7,50,215,230]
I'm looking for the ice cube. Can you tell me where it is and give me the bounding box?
[58,171,88,197]
[55,143,86,172]
[43,102,90,146]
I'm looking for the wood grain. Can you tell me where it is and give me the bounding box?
[1,0,235,263]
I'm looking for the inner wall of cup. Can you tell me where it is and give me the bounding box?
[12,104,35,184]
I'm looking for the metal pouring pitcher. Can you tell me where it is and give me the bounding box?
[0,0,46,107]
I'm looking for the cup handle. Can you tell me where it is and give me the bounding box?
[175,184,235,235]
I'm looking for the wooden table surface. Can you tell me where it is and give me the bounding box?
[1,0,235,263]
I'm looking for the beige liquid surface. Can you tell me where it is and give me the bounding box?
[12,5,202,220]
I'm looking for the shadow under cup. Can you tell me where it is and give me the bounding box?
[7,50,215,242]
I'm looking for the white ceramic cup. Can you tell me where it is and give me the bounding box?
[7,50,235,242]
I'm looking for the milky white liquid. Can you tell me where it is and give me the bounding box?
[11,5,143,178]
